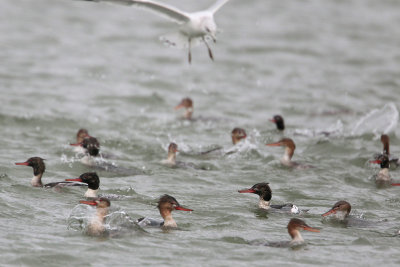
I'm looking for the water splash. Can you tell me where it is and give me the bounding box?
[351,103,399,137]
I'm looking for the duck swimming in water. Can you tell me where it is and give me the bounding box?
[231,127,247,145]
[266,138,313,169]
[322,201,351,221]
[80,198,111,236]
[175,97,193,120]
[238,183,302,214]
[257,218,319,248]
[269,115,285,131]
[15,157,46,187]
[136,194,192,229]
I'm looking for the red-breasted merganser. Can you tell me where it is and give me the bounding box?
[71,136,100,166]
[231,128,247,145]
[269,115,285,131]
[266,138,313,169]
[44,172,100,197]
[80,198,110,236]
[136,194,192,229]
[161,143,179,166]
[65,172,100,197]
[321,201,351,221]
[238,183,301,214]
[370,154,391,186]
[15,157,46,187]
[175,97,193,120]
[72,129,91,154]
[261,218,319,247]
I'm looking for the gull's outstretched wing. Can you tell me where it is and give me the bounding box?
[79,0,191,23]
[207,0,230,14]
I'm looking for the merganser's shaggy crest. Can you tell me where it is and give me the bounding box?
[266,138,312,169]
[370,154,391,186]
[269,115,285,131]
[175,97,193,120]
[79,0,230,63]
[136,194,192,229]
[80,198,110,236]
[322,201,351,221]
[231,128,247,145]
[261,218,319,247]
[238,183,300,214]
[15,157,46,187]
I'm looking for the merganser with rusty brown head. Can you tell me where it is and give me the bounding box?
[238,183,302,214]
[72,129,91,154]
[231,127,247,145]
[80,198,110,237]
[15,157,46,187]
[266,138,313,169]
[259,218,319,247]
[175,97,193,120]
[161,142,179,166]
[269,115,285,131]
[322,201,351,221]
[136,194,192,229]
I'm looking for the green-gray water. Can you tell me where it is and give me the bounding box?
[1,0,400,265]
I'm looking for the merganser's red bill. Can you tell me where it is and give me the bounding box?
[174,206,193,211]
[15,162,29,166]
[321,209,336,217]
[66,178,83,182]
[174,104,184,110]
[70,143,82,147]
[238,188,256,193]
[303,226,320,232]
[269,119,276,123]
[369,160,381,164]
[266,142,282,146]
[391,183,400,186]
[80,200,97,206]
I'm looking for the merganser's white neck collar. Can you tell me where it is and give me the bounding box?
[31,174,43,187]
[85,188,99,198]
[258,197,270,209]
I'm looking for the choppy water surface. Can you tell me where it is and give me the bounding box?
[1,0,400,265]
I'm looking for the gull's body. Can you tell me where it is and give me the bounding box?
[80,0,230,63]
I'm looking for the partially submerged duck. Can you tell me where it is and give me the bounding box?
[266,138,313,169]
[260,218,319,248]
[322,201,351,221]
[80,198,110,237]
[370,154,391,187]
[15,157,46,187]
[231,127,247,145]
[269,115,285,131]
[175,97,193,120]
[136,194,192,229]
[238,183,302,214]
